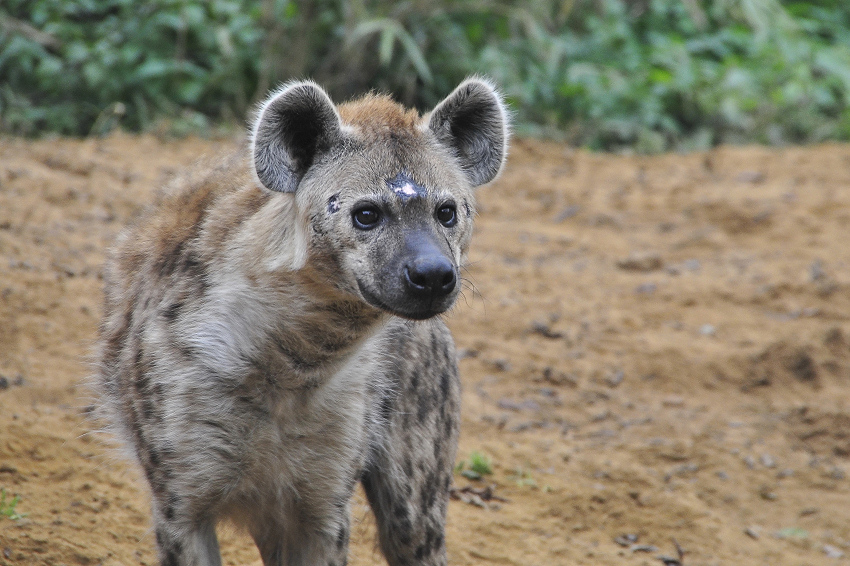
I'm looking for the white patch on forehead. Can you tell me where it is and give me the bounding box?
[394,183,418,197]
[386,171,427,201]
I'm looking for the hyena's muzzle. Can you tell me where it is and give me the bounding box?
[358,223,460,321]
[402,229,457,301]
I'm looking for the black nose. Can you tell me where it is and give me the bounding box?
[404,255,457,299]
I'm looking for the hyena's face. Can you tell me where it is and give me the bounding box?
[304,152,475,320]
[251,79,509,320]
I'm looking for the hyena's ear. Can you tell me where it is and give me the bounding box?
[426,78,510,187]
[251,81,343,193]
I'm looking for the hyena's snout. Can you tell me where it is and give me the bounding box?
[403,231,457,301]
[361,229,460,321]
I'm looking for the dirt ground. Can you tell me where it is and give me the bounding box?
[2,133,850,566]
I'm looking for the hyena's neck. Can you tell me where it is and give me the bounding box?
[229,249,387,389]
[191,264,387,391]
[263,278,387,388]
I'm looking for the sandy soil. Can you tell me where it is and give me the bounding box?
[2,133,850,566]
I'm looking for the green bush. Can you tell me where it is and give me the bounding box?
[1,0,849,151]
[1,0,265,135]
[480,0,850,149]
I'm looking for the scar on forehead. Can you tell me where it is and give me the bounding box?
[386,171,427,200]
[327,194,340,213]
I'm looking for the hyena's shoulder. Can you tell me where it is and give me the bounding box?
[99,153,272,380]
[106,153,268,291]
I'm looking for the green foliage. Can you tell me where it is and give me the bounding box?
[0,488,25,520]
[2,0,849,150]
[1,0,265,135]
[456,451,493,480]
[469,451,493,476]
[775,526,809,539]
[483,0,850,150]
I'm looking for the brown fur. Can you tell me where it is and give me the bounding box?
[339,94,422,138]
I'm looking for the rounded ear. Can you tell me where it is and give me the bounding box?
[426,78,510,187]
[251,81,343,193]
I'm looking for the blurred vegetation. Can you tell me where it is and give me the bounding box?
[1,0,849,151]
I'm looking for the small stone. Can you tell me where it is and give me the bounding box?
[530,321,563,339]
[824,327,845,349]
[699,324,716,336]
[759,488,777,501]
[497,398,540,412]
[629,544,657,553]
[662,395,685,407]
[542,367,578,387]
[635,282,657,295]
[591,410,610,422]
[788,350,818,382]
[616,251,663,272]
[554,205,581,222]
[824,544,844,559]
[664,463,699,482]
[605,370,624,388]
[760,454,777,468]
[744,526,761,540]
[508,421,547,433]
[461,469,482,481]
[614,533,638,547]
[736,170,766,183]
[456,348,479,360]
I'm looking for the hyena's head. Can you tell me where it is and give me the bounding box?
[251,78,509,320]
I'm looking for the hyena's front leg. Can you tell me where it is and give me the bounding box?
[124,386,225,566]
[362,321,461,566]
[152,516,221,566]
[249,509,352,566]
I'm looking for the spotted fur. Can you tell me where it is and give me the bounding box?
[96,78,509,566]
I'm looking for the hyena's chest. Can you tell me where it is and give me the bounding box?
[234,348,383,498]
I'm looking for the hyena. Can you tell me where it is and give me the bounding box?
[96,78,508,566]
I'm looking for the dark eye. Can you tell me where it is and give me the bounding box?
[436,204,457,227]
[352,205,381,230]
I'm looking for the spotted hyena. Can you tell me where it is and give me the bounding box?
[96,78,508,566]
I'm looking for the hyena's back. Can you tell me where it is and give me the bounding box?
[96,78,508,566]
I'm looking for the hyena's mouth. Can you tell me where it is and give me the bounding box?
[356,279,454,321]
